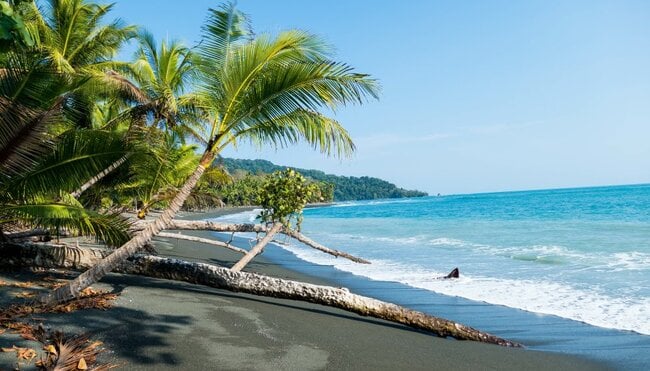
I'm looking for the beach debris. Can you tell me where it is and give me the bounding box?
[45,344,57,355]
[1,243,520,347]
[1,345,37,361]
[0,308,114,370]
[35,332,111,371]
[15,290,37,298]
[121,255,522,347]
[3,321,40,341]
[77,357,88,369]
[134,219,371,264]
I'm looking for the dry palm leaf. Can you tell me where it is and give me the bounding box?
[1,345,37,362]
[37,332,115,371]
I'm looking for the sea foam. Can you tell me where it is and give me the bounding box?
[212,188,650,337]
[276,241,650,335]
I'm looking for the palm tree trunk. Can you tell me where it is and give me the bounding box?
[131,255,521,347]
[39,150,216,305]
[70,154,130,198]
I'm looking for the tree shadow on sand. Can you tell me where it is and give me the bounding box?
[2,267,455,369]
[0,269,194,367]
[100,272,424,336]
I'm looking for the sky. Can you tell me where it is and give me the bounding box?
[107,0,650,195]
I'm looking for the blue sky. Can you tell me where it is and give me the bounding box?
[109,0,650,194]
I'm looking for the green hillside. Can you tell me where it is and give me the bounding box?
[217,158,428,201]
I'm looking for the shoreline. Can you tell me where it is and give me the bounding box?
[162,209,612,369]
[0,208,614,370]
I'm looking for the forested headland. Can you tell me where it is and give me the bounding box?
[218,157,428,202]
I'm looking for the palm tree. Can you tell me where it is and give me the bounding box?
[0,44,134,245]
[70,31,203,199]
[118,135,202,218]
[0,0,137,244]
[1,0,138,178]
[125,30,205,140]
[35,0,136,75]
[43,2,379,304]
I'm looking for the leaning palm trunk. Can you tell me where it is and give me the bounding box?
[39,151,216,305]
[70,154,131,198]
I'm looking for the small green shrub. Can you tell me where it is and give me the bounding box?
[257,169,318,230]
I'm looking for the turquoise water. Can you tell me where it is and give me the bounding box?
[220,184,650,336]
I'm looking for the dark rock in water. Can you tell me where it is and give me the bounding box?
[440,267,459,279]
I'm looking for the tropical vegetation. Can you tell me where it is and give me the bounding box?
[219,157,427,201]
[0,3,524,363]
[217,170,333,206]
[0,0,378,304]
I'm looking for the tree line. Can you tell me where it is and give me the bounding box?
[218,157,427,201]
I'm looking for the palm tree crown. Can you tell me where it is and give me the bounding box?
[37,0,136,73]
[195,3,379,158]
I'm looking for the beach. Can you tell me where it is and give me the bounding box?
[2,0,648,369]
[1,208,612,370]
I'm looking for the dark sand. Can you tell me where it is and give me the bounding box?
[0,209,611,370]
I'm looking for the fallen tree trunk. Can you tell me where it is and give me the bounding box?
[0,243,521,347]
[231,223,283,272]
[133,220,370,264]
[0,242,111,270]
[132,220,268,233]
[282,228,371,264]
[156,232,247,254]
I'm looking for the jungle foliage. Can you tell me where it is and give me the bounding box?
[218,157,427,201]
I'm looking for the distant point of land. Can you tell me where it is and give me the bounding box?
[218,158,428,201]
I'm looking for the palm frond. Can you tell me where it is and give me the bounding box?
[199,2,251,69]
[0,96,61,177]
[232,60,379,127]
[100,69,150,104]
[40,0,135,72]
[0,50,70,108]
[5,201,131,246]
[5,129,129,200]
[196,28,378,158]
[232,109,356,158]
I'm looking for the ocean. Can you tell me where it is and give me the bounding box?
[211,183,650,368]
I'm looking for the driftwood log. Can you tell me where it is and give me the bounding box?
[281,228,370,264]
[135,220,370,264]
[132,220,269,233]
[156,232,247,254]
[0,243,521,347]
